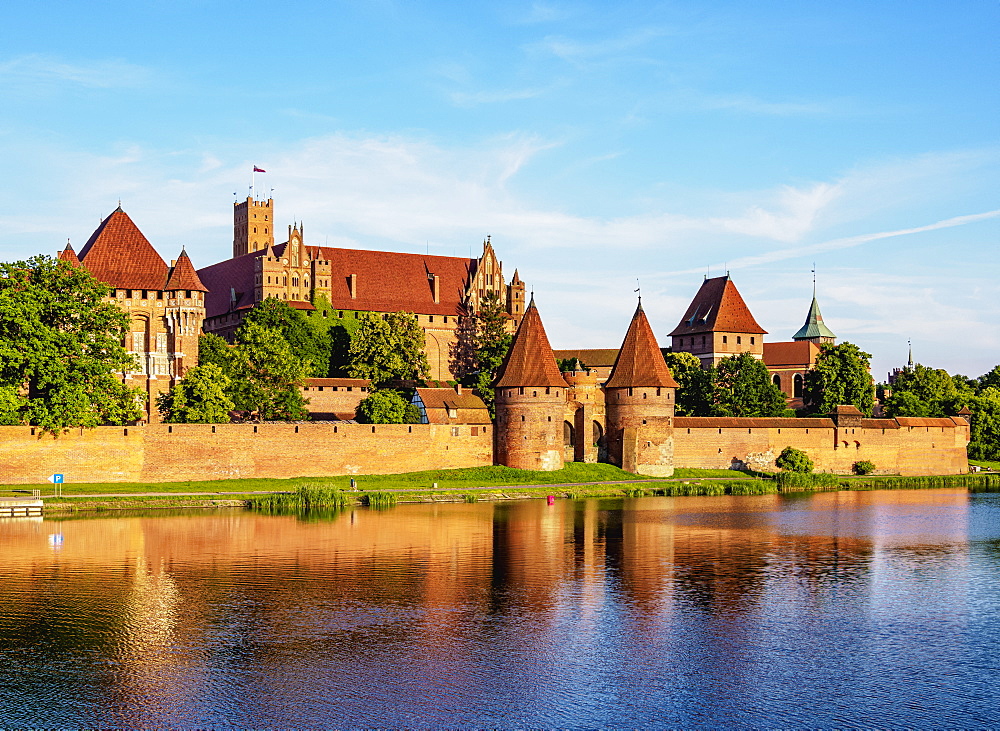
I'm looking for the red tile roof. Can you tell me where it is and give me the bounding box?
[605,304,678,389]
[895,417,962,428]
[551,349,620,368]
[414,387,490,424]
[669,276,767,336]
[763,341,819,367]
[163,249,208,292]
[310,245,474,316]
[196,244,479,318]
[78,207,169,290]
[494,301,569,389]
[58,242,81,266]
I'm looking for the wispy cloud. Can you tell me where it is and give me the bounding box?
[713,209,1000,273]
[0,54,152,89]
[449,87,548,107]
[533,28,667,66]
[697,92,840,116]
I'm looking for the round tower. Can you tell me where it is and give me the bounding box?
[604,301,678,476]
[493,298,568,471]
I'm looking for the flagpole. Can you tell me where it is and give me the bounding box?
[251,166,255,200]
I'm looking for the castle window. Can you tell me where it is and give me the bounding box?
[656,388,661,396]
[751,337,755,345]
[265,228,268,234]
[521,415,525,421]
[185,290,191,298]
[429,316,434,323]
[339,311,344,318]
[254,227,257,233]
[127,290,133,299]
[533,391,537,397]
[722,336,728,344]
[643,392,647,399]
[547,416,552,422]
[545,387,550,395]
[737,336,742,345]
[141,290,148,299]
[444,316,449,323]
[628,387,633,396]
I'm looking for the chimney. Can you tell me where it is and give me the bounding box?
[455,383,462,395]
[170,260,176,267]
[431,273,440,304]
[348,273,357,299]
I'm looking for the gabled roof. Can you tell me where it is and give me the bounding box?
[494,300,568,389]
[78,207,169,290]
[605,303,678,389]
[763,340,820,367]
[669,276,767,336]
[551,349,620,368]
[413,387,490,424]
[58,242,81,266]
[793,295,836,341]
[196,243,479,318]
[164,249,208,292]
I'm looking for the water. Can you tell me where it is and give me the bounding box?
[1,489,998,727]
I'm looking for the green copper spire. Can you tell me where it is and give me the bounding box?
[792,294,836,342]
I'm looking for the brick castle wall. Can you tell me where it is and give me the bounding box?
[0,423,493,485]
[673,417,969,476]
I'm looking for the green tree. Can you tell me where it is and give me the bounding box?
[240,297,326,377]
[887,363,964,416]
[471,292,513,417]
[978,365,1000,393]
[348,312,430,386]
[714,352,787,417]
[227,321,310,420]
[883,390,932,418]
[198,333,233,372]
[0,256,143,432]
[449,308,479,381]
[356,388,422,424]
[803,342,875,416]
[776,446,814,473]
[662,351,717,416]
[156,363,235,423]
[968,387,1000,461]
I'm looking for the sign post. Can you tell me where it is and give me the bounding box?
[48,473,64,498]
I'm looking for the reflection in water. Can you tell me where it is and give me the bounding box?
[1,490,998,727]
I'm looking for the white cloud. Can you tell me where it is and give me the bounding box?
[0,54,152,90]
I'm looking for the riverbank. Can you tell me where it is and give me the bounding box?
[13,462,1000,514]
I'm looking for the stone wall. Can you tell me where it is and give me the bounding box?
[0,423,493,485]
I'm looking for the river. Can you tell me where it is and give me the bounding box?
[1,488,998,727]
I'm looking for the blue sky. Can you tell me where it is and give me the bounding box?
[1,1,997,380]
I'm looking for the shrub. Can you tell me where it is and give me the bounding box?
[776,446,814,473]
[853,460,875,475]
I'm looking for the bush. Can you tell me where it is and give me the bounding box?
[356,389,422,424]
[776,446,814,473]
[853,460,875,475]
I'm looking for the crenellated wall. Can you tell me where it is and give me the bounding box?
[0,423,493,485]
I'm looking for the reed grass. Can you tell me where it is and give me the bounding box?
[248,484,350,511]
[361,492,398,508]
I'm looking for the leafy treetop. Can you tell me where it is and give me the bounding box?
[804,342,875,416]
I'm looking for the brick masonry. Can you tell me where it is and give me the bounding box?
[0,423,493,485]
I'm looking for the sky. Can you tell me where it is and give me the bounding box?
[0,1,997,381]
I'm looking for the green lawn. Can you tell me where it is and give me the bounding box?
[3,463,764,498]
[969,459,1000,472]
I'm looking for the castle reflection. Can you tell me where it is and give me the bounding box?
[0,489,977,726]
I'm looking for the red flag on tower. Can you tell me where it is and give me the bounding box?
[253,166,266,173]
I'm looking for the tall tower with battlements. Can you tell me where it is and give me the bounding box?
[233,196,275,258]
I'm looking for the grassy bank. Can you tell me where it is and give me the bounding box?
[16,463,1000,514]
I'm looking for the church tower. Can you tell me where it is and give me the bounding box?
[604,301,678,476]
[233,196,275,258]
[792,279,836,344]
[493,297,568,471]
[506,269,526,326]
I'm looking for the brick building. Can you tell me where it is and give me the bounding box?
[669,275,767,367]
[197,195,525,380]
[59,207,206,421]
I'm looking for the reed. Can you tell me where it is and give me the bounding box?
[361,492,398,508]
[248,484,350,511]
[463,494,479,503]
[622,487,648,497]
[774,472,842,490]
[727,481,779,496]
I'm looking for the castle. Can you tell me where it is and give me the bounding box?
[13,196,966,484]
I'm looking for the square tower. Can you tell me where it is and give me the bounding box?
[233,196,275,258]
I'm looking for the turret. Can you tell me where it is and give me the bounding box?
[493,297,568,471]
[604,301,678,476]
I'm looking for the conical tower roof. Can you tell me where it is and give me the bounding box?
[165,249,208,292]
[77,207,169,290]
[58,241,81,266]
[494,299,568,389]
[605,302,679,389]
[792,295,836,341]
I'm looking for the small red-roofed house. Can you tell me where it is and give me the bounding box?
[669,275,767,367]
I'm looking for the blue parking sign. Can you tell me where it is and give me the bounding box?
[48,474,64,484]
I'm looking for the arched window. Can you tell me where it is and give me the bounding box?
[794,374,804,398]
[772,374,781,388]
[564,421,574,447]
